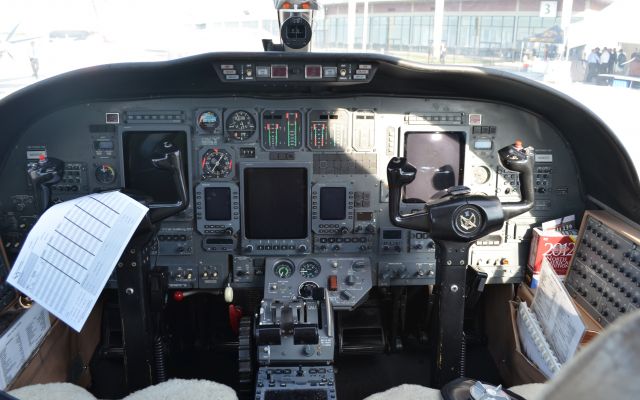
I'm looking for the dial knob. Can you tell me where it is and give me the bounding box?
[303,345,315,357]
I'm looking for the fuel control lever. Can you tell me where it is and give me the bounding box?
[27,154,64,213]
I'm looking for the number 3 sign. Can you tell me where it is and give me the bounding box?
[540,1,558,18]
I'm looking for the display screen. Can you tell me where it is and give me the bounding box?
[305,65,322,78]
[244,168,308,239]
[205,187,231,221]
[123,131,188,204]
[271,65,288,78]
[320,187,346,220]
[94,140,114,150]
[356,211,373,221]
[383,230,402,239]
[404,132,465,202]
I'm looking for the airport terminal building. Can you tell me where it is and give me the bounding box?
[307,0,613,61]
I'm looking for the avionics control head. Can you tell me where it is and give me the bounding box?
[274,0,318,52]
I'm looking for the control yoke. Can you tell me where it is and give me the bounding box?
[28,155,64,213]
[498,142,535,220]
[114,140,189,391]
[147,141,189,224]
[387,142,535,241]
[386,142,534,387]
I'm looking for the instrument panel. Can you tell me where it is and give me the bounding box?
[0,96,585,292]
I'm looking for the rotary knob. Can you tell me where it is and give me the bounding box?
[303,345,315,357]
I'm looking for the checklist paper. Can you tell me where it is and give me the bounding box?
[7,191,148,331]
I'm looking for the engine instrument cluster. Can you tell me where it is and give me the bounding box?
[262,110,303,150]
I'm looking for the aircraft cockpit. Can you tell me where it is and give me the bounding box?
[1,1,639,399]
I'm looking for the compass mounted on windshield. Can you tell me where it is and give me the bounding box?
[263,1,319,52]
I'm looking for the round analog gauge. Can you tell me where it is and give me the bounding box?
[273,260,295,279]
[201,149,233,178]
[95,164,116,184]
[299,281,319,298]
[473,166,491,185]
[226,110,256,141]
[299,260,322,279]
[197,111,220,132]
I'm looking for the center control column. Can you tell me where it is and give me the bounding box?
[253,256,372,400]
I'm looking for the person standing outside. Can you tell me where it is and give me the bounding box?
[585,48,600,83]
[29,41,39,79]
[600,47,610,74]
[629,51,640,77]
[608,49,617,74]
[617,49,627,74]
[440,43,447,64]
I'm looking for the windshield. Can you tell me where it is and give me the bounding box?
[1,0,638,156]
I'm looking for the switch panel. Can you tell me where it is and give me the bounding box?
[565,210,640,327]
[264,257,372,310]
